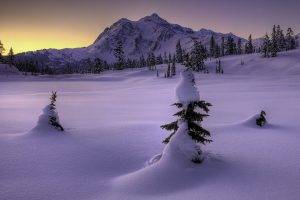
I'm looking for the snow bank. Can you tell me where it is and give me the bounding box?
[175,69,199,104]
[30,104,64,135]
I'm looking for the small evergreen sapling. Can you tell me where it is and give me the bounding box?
[161,70,212,163]
[256,110,267,127]
[48,91,64,131]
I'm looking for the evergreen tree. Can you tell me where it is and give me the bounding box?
[113,40,125,70]
[48,91,64,131]
[191,41,206,71]
[256,110,267,127]
[156,54,163,65]
[139,55,146,68]
[276,25,286,51]
[209,34,216,58]
[0,40,5,62]
[245,34,254,54]
[8,47,14,66]
[225,36,237,55]
[161,69,212,162]
[220,37,225,56]
[163,52,168,64]
[237,38,242,55]
[166,62,171,78]
[270,25,278,57]
[176,40,183,63]
[261,33,271,58]
[214,44,220,58]
[171,61,176,76]
[286,27,296,50]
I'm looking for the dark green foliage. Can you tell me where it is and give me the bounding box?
[270,25,278,57]
[256,110,267,127]
[176,40,183,63]
[49,91,64,131]
[8,47,14,66]
[114,40,125,70]
[0,40,5,62]
[262,33,271,58]
[161,100,212,145]
[190,41,207,71]
[245,34,254,54]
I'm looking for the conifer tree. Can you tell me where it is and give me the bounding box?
[256,110,267,127]
[261,33,271,58]
[161,69,212,163]
[237,38,242,55]
[209,35,216,58]
[214,44,220,58]
[48,91,64,131]
[270,25,278,57]
[245,34,254,54]
[0,40,5,62]
[171,61,176,76]
[225,36,237,55]
[276,25,286,51]
[221,37,225,56]
[191,41,206,71]
[166,62,171,78]
[176,40,183,63]
[8,47,14,66]
[286,27,296,50]
[113,40,125,70]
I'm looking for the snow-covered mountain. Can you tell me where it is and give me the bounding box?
[16,13,247,67]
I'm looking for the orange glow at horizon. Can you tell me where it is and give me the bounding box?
[1,28,96,55]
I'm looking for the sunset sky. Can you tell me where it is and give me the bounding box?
[1,0,299,54]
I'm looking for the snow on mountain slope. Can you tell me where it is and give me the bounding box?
[15,13,247,66]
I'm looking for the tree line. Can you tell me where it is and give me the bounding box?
[0,25,298,75]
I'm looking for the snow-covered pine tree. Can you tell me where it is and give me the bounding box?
[276,25,286,51]
[191,41,206,71]
[48,91,64,131]
[286,27,296,51]
[261,33,271,58]
[256,110,267,127]
[161,69,212,163]
[113,40,125,70]
[176,40,183,63]
[270,25,278,57]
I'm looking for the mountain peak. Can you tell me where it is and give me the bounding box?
[140,13,167,24]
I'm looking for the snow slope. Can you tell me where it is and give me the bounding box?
[1,53,300,200]
[206,48,300,75]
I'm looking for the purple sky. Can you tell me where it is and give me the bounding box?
[1,0,299,53]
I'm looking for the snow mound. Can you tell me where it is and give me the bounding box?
[175,69,200,104]
[30,105,64,135]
